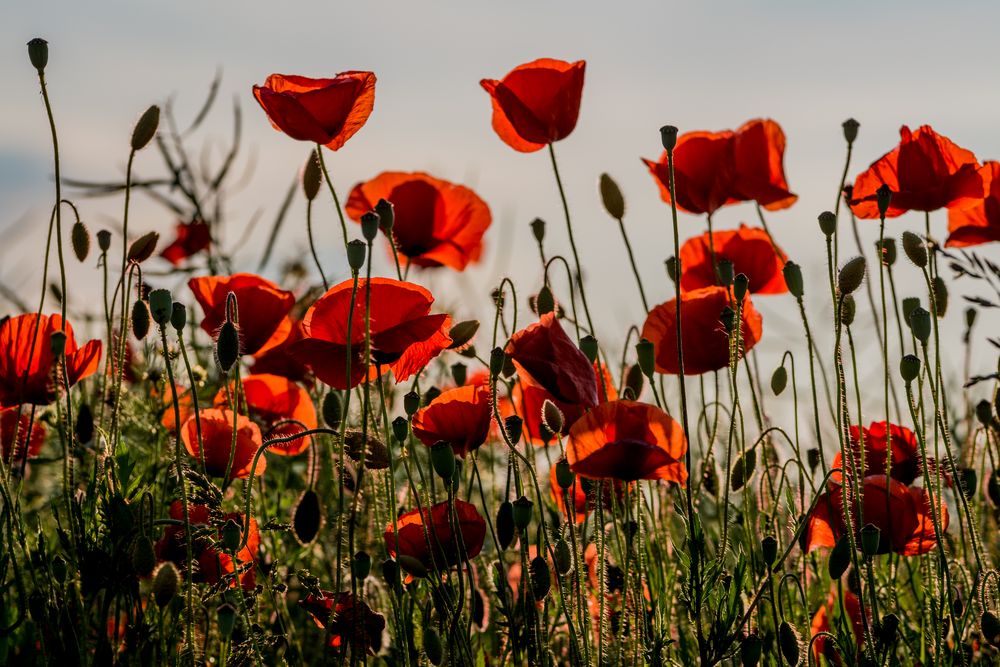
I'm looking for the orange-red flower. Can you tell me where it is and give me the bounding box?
[0,314,102,407]
[188,273,295,357]
[811,588,865,666]
[506,313,598,407]
[290,278,451,390]
[180,408,266,480]
[250,318,312,384]
[831,422,943,488]
[412,384,492,458]
[213,374,316,456]
[678,224,787,294]
[480,58,586,153]
[507,363,616,446]
[947,160,1000,247]
[345,171,492,271]
[155,502,259,590]
[299,591,386,654]
[849,125,984,219]
[566,400,687,484]
[0,407,45,463]
[252,72,376,151]
[161,220,211,266]
[384,499,486,576]
[641,287,762,375]
[643,119,797,216]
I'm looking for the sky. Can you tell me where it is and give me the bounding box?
[3,1,1000,419]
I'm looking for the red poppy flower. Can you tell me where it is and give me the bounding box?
[549,458,626,524]
[160,220,211,266]
[180,408,266,481]
[251,318,312,384]
[804,475,945,556]
[947,160,1000,247]
[0,314,102,407]
[641,287,763,375]
[0,407,45,463]
[345,171,492,271]
[384,499,486,576]
[506,313,598,407]
[299,591,386,654]
[290,278,451,390]
[507,363,617,446]
[212,374,317,456]
[643,119,797,216]
[188,273,295,357]
[678,224,787,294]
[830,421,946,488]
[566,400,687,484]
[849,125,984,219]
[811,588,865,666]
[480,58,586,153]
[252,72,376,151]
[155,502,259,590]
[412,384,492,458]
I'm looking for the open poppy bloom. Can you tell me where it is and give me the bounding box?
[643,119,797,216]
[252,72,376,151]
[411,384,493,457]
[180,408,266,481]
[0,313,102,407]
[947,160,1000,247]
[849,125,984,218]
[155,502,259,590]
[804,475,945,556]
[811,588,865,666]
[345,171,492,271]
[831,421,946,488]
[251,318,312,384]
[160,220,211,266]
[480,58,586,152]
[290,278,451,390]
[507,363,616,446]
[384,499,486,577]
[549,458,626,523]
[678,224,787,294]
[506,313,599,408]
[641,287,763,375]
[212,374,317,456]
[299,591,386,654]
[188,273,295,357]
[0,407,45,463]
[566,400,687,483]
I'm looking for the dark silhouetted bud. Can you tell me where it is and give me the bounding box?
[542,399,564,435]
[27,38,48,71]
[352,551,371,580]
[530,217,545,243]
[50,330,66,358]
[932,276,948,317]
[783,261,803,298]
[777,621,800,666]
[733,273,749,301]
[293,488,323,545]
[599,173,625,219]
[878,613,899,647]
[130,536,156,576]
[579,334,599,363]
[430,442,456,481]
[901,296,920,323]
[131,300,150,340]
[489,347,506,377]
[842,118,859,144]
[901,231,928,268]
[860,523,881,556]
[71,221,90,262]
[761,535,778,567]
[899,354,921,383]
[666,256,678,282]
[958,468,977,501]
[966,307,977,330]
[170,303,187,331]
[741,632,763,667]
[660,125,678,151]
[771,365,787,395]
[908,307,931,344]
[450,362,467,387]
[403,392,420,417]
[321,391,342,430]
[717,258,735,286]
[127,231,159,263]
[375,198,394,232]
[346,239,367,270]
[838,256,866,295]
[76,403,93,444]
[221,519,242,553]
[554,538,572,574]
[530,556,551,599]
[97,229,112,252]
[303,149,322,200]
[496,501,515,550]
[447,320,479,349]
[217,603,237,638]
[841,294,856,326]
[989,471,1000,507]
[818,211,837,237]
[535,285,555,315]
[423,626,443,665]
[152,562,180,608]
[555,459,574,490]
[977,400,993,427]
[876,237,897,266]
[636,338,655,378]
[512,495,533,532]
[131,105,160,152]
[982,611,1000,647]
[382,558,401,590]
[807,448,821,472]
[625,363,643,400]
[730,448,756,491]
[148,289,172,325]
[216,321,241,372]
[503,415,522,445]
[360,211,380,241]
[392,417,409,446]
[876,184,893,218]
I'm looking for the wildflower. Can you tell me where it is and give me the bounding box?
[212,373,317,456]
[299,591,386,654]
[832,421,947,487]
[188,273,295,357]
[160,220,211,266]
[180,408,266,481]
[384,500,486,577]
[506,313,598,407]
[411,384,493,458]
[678,224,787,294]
[947,160,1000,247]
[506,363,616,446]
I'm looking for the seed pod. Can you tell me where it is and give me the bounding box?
[842,118,860,144]
[346,239,367,270]
[530,217,545,243]
[131,105,160,151]
[75,403,93,444]
[430,442,456,481]
[530,556,551,600]
[908,307,931,344]
[382,558,401,590]
[375,198,394,232]
[423,626,444,665]
[503,415,523,445]
[899,354,921,383]
[660,125,679,151]
[837,256,866,295]
[352,551,371,580]
[403,392,420,417]
[216,321,241,372]
[818,211,837,237]
[579,335,599,364]
[555,459,575,490]
[360,211,380,241]
[771,365,787,395]
[152,562,180,608]
[741,632,763,667]
[489,347,505,377]
[27,38,48,71]
[170,303,187,331]
[860,523,881,556]
[130,536,156,576]
[217,603,237,639]
[901,231,928,268]
[450,362,467,387]
[932,276,948,317]
[733,274,749,302]
[554,538,572,575]
[828,536,851,579]
[876,237,897,266]
[777,620,800,666]
[512,496,533,532]
[625,363,644,399]
[599,173,626,219]
[97,229,112,252]
[293,488,323,545]
[977,400,993,427]
[302,149,322,201]
[496,501,515,550]
[535,285,555,315]
[730,448,756,491]
[636,338,655,378]
[447,320,479,350]
[761,535,777,567]
[542,400,564,435]
[783,261,804,298]
[717,259,735,287]
[71,221,90,262]
[876,184,893,218]
[131,300,150,340]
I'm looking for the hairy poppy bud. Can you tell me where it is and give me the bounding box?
[876,237,897,266]
[360,211,380,242]
[777,621,800,666]
[555,459,575,490]
[659,125,679,151]
[217,603,237,638]
[430,442,456,481]
[989,471,1000,507]
[320,391,342,430]
[130,535,156,576]
[932,276,948,317]
[807,447,821,472]
[148,289,172,326]
[503,415,522,445]
[170,303,187,332]
[496,501,515,550]
[599,173,626,219]
[977,400,993,427]
[221,519,242,553]
[27,38,48,71]
[983,611,1000,647]
[71,221,90,262]
[901,231,928,268]
[216,321,241,372]
[50,330,66,359]
[636,338,655,378]
[899,354,921,383]
[579,334,599,363]
[375,198,394,232]
[837,256,866,295]
[665,256,678,282]
[541,399,564,435]
[730,448,756,491]
[131,300,150,340]
[346,239,367,270]
[530,218,545,243]
[876,184,893,218]
[842,118,860,144]
[127,231,159,263]
[152,562,180,608]
[719,306,736,334]
[860,523,881,556]
[761,535,778,567]
[818,211,837,237]
[293,488,322,545]
[450,362,467,388]
[352,551,372,580]
[908,307,931,344]
[625,363,644,400]
[489,347,506,377]
[770,366,788,397]
[530,556,551,600]
[302,150,322,201]
[741,632,763,667]
[512,495,533,532]
[958,468,977,501]
[841,294,856,326]
[733,273,749,301]
[447,320,479,350]
[554,538,572,574]
[535,285,555,315]
[97,229,112,252]
[131,105,160,152]
[783,261,804,298]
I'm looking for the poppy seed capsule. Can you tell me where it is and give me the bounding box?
[374,198,394,232]
[555,459,575,489]
[216,321,241,372]
[27,38,48,71]
[512,496,533,531]
[530,217,545,243]
[761,535,777,567]
[599,173,626,219]
[717,258,735,286]
[818,211,837,237]
[636,338,655,378]
[535,285,555,315]
[450,362,467,387]
[71,221,90,262]
[901,297,920,323]
[302,150,322,201]
[841,294,856,326]
[131,300,150,340]
[504,415,523,445]
[152,562,180,608]
[740,632,763,667]
[860,523,881,556]
[489,347,506,377]
[783,261,804,298]
[899,354,921,383]
[97,229,112,252]
[216,603,237,639]
[733,273,749,301]
[932,276,948,317]
[837,256,866,295]
[842,118,860,144]
[659,125,679,151]
[771,365,787,395]
[49,331,66,358]
[346,239,367,270]
[170,303,187,331]
[360,211,380,241]
[221,519,242,553]
[908,307,931,344]
[148,289,173,325]
[876,184,893,218]
[496,501,515,550]
[876,237,897,266]
[352,551,372,580]
[131,105,160,152]
[392,416,408,444]
[579,334,599,363]
[430,442,456,481]
[777,621,800,666]
[382,558,401,589]
[403,391,420,417]
[977,400,993,427]
[901,231,928,268]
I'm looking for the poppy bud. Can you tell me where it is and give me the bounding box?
[818,211,837,237]
[877,613,899,647]
[152,562,180,608]
[382,558,401,590]
[360,211,380,242]
[665,256,678,282]
[542,399,564,435]
[730,448,756,491]
[131,300,150,340]
[374,198,394,233]
[530,556,551,600]
[599,173,626,219]
[761,535,777,567]
[293,488,322,545]
[860,523,881,556]
[837,256,866,295]
[876,184,893,218]
[27,38,48,71]
[908,307,931,344]
[636,338,655,378]
[733,273,749,302]
[445,363,466,388]
[76,403,94,444]
[555,459,575,490]
[932,276,948,318]
[783,261,804,298]
[346,239,367,270]
[352,551,371,580]
[503,415,523,445]
[659,125,679,151]
[170,303,187,331]
[423,626,444,665]
[97,229,112,252]
[447,320,479,350]
[71,221,90,262]
[771,365,787,396]
[217,603,237,639]
[983,611,1000,647]
[719,306,736,334]
[958,468,977,501]
[578,334,599,364]
[318,391,341,431]
[777,621,800,666]
[554,538,572,574]
[430,442,456,481]
[50,330,66,359]
[966,307,977,330]
[535,285,555,315]
[216,320,241,372]
[221,519,242,553]
[977,400,993,427]
[624,364,644,400]
[899,354,921,383]
[400,391,419,417]
[302,149,322,201]
[489,347,506,378]
[130,535,156,576]
[876,237,897,266]
[496,501,515,550]
[148,289,173,325]
[530,218,546,243]
[131,105,160,152]
[807,448,821,472]
[741,633,763,667]
[901,231,928,268]
[842,118,860,144]
[512,495,533,532]
[841,294,856,326]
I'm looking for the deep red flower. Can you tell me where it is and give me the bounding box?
[290,278,451,390]
[188,273,295,357]
[180,408,266,480]
[566,400,687,483]
[678,224,787,294]
[643,119,797,216]
[947,160,1000,247]
[830,421,946,488]
[345,171,492,271]
[849,125,984,218]
[0,314,102,407]
[0,407,45,463]
[412,384,492,458]
[155,502,259,590]
[160,220,211,266]
[252,72,376,151]
[641,287,763,375]
[299,591,386,654]
[507,363,617,446]
[250,318,312,384]
[384,499,486,577]
[811,588,865,666]
[480,58,586,153]
[212,374,316,457]
[506,313,598,407]
[804,475,945,556]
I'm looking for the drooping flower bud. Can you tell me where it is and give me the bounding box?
[530,556,551,600]
[783,261,803,298]
[599,173,625,219]
[828,536,851,579]
[579,334,598,363]
[837,256,866,295]
[430,442,456,481]
[636,338,655,378]
[901,231,928,268]
[777,621,800,667]
[131,105,161,152]
[292,488,323,545]
[503,415,522,445]
[71,221,90,262]
[761,535,777,567]
[496,501,515,550]
[216,603,237,638]
[541,399,564,435]
[170,303,187,332]
[512,495,533,532]
[733,273,749,302]
[131,300,150,340]
[770,365,787,396]
[535,285,555,315]
[216,320,241,372]
[530,218,545,243]
[302,149,322,201]
[932,276,948,318]
[860,523,881,556]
